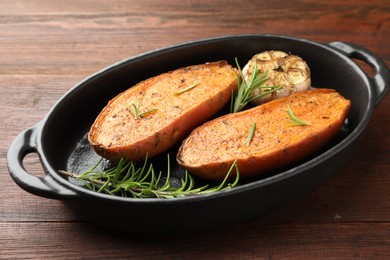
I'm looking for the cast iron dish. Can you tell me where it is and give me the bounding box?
[7,35,390,234]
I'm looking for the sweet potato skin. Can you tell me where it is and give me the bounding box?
[88,61,238,161]
[177,88,351,180]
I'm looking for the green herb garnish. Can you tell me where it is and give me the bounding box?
[174,82,199,95]
[231,58,282,113]
[246,122,256,146]
[126,100,157,119]
[287,104,310,126]
[59,155,239,199]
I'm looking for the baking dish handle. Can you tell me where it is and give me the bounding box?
[329,41,390,107]
[7,123,79,200]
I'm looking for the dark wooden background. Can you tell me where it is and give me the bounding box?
[1,0,389,258]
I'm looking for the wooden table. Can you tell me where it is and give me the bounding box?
[1,0,389,258]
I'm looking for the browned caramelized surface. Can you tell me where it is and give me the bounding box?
[178,89,351,179]
[89,61,237,160]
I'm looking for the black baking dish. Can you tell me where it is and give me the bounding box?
[7,35,390,234]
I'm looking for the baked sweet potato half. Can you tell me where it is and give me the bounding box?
[88,61,238,161]
[177,88,351,180]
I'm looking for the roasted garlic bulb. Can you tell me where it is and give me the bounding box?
[242,50,311,105]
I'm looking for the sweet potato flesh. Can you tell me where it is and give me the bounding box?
[88,61,237,161]
[177,88,351,180]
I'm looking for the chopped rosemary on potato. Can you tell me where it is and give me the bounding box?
[126,100,157,119]
[59,155,239,199]
[230,58,282,113]
[246,122,256,146]
[287,104,310,126]
[174,82,199,95]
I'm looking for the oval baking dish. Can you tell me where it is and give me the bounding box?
[7,35,389,234]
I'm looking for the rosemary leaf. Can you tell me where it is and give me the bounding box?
[127,100,157,119]
[174,82,199,95]
[138,109,158,118]
[287,104,310,126]
[200,160,239,194]
[246,122,256,146]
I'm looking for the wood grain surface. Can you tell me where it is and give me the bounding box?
[1,0,389,259]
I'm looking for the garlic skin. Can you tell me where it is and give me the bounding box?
[242,50,311,105]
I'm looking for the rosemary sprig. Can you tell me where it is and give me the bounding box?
[126,100,157,119]
[174,82,199,95]
[246,122,256,146]
[231,58,282,113]
[59,155,239,199]
[287,104,310,126]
